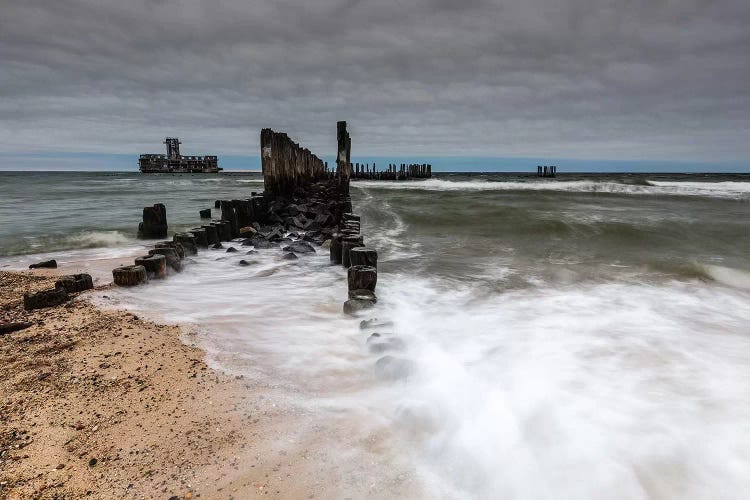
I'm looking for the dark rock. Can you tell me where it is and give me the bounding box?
[368,337,406,353]
[282,252,298,260]
[212,243,224,249]
[343,298,375,315]
[29,259,57,269]
[245,250,257,255]
[238,260,251,266]
[282,241,316,254]
[374,356,415,380]
[249,238,279,249]
[226,247,238,253]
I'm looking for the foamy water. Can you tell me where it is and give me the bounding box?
[4,172,750,498]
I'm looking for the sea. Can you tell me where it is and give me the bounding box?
[2,171,750,499]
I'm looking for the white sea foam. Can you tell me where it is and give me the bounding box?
[97,242,750,499]
[354,178,750,199]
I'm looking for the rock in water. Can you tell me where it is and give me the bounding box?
[374,356,415,380]
[282,241,315,254]
[343,298,375,315]
[282,252,298,260]
[212,242,224,249]
[199,208,211,219]
[112,265,148,286]
[226,247,238,253]
[29,259,57,269]
[23,288,69,310]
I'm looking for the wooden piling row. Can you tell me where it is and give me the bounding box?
[537,165,557,177]
[349,163,432,181]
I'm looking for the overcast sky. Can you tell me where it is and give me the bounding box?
[1,0,749,167]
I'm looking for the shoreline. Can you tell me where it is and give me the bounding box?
[0,269,301,498]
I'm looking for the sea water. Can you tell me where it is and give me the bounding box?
[2,171,750,498]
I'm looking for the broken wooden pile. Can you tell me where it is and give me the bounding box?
[22,272,94,311]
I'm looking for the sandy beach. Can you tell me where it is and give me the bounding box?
[0,270,300,499]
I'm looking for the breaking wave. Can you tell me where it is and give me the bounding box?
[354,178,750,199]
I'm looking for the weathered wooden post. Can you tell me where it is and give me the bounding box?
[148,247,182,272]
[173,232,198,255]
[199,208,211,219]
[113,265,148,286]
[202,224,220,245]
[138,203,168,239]
[189,228,208,248]
[135,254,167,279]
[341,235,364,268]
[349,247,377,268]
[348,265,377,291]
[337,121,351,193]
[330,232,343,264]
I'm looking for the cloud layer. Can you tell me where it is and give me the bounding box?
[2,0,749,162]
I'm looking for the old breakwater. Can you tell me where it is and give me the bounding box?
[112,121,408,319]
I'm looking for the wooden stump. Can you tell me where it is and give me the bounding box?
[155,241,185,259]
[349,247,378,268]
[113,265,148,286]
[138,203,168,239]
[348,265,377,292]
[213,221,231,241]
[0,322,33,335]
[200,208,211,219]
[202,225,220,245]
[214,200,221,208]
[330,233,343,264]
[189,228,208,248]
[55,273,94,293]
[341,235,364,268]
[148,248,182,272]
[173,233,198,255]
[134,254,167,279]
[23,288,69,310]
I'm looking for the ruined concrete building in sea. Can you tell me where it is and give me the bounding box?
[139,137,221,173]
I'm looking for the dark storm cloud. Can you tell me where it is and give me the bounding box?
[1,0,749,161]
